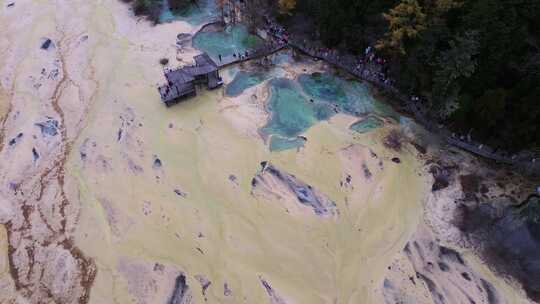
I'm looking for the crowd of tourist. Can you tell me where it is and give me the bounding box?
[210,15,540,168]
[262,17,398,96]
[258,17,540,166]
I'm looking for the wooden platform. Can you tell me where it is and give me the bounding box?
[158,52,223,105]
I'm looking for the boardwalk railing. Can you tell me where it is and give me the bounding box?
[262,27,540,174]
[216,42,287,68]
[194,21,539,174]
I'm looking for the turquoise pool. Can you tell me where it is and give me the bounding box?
[225,71,268,97]
[159,0,219,25]
[193,24,263,61]
[260,78,333,151]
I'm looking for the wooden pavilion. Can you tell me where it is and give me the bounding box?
[158,53,223,107]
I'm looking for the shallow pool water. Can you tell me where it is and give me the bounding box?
[260,78,333,151]
[193,24,263,60]
[269,135,306,151]
[260,73,402,151]
[350,116,385,133]
[298,72,400,119]
[159,0,218,25]
[225,71,268,97]
[298,73,348,105]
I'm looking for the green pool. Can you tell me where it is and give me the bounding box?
[193,24,263,61]
[159,0,218,25]
[260,78,333,151]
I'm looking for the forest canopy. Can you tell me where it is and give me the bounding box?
[284,0,540,151]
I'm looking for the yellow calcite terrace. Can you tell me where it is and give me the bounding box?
[1,1,530,304]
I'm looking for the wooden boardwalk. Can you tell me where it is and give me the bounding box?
[214,43,287,68]
[195,21,287,69]
[189,22,539,174]
[283,35,540,174]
